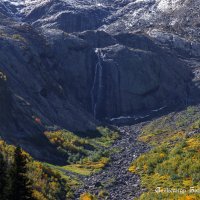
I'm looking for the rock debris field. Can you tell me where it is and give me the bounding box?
[73,123,150,200]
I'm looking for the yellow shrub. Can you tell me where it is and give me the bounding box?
[129,165,136,173]
[186,138,200,149]
[31,190,47,200]
[183,179,192,187]
[178,195,197,200]
[143,164,148,172]
[80,192,95,200]
[159,153,166,158]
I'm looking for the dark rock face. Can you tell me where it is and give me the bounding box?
[24,0,110,33]
[0,24,96,130]
[46,30,191,119]
[0,21,97,162]
[0,72,11,122]
[90,44,190,119]
[45,30,96,112]
[76,30,117,48]
[0,0,199,161]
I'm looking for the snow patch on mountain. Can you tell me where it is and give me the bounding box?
[157,0,184,12]
[0,0,184,22]
[0,0,199,40]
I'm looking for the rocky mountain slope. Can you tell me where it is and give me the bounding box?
[0,0,200,161]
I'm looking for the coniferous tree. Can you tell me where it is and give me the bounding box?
[0,153,7,200]
[11,146,34,200]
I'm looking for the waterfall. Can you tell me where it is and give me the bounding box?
[91,48,104,118]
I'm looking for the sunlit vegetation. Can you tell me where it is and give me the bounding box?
[129,106,200,200]
[93,127,119,147]
[44,163,81,188]
[62,157,109,176]
[44,127,118,175]
[0,126,118,199]
[79,187,109,199]
[11,34,26,42]
[139,106,200,145]
[0,140,74,200]
[98,190,109,199]
[0,30,26,43]
[80,192,97,200]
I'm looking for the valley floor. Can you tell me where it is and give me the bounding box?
[73,124,150,200]
[61,105,200,200]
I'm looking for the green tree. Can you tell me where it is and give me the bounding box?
[11,146,34,200]
[0,153,7,200]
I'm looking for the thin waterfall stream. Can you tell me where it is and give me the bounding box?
[91,48,104,118]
